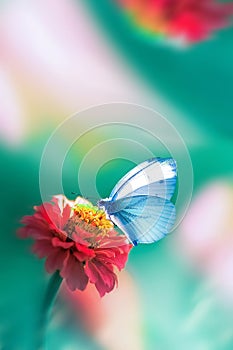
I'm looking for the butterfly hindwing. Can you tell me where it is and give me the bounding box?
[105,195,176,245]
[110,158,177,201]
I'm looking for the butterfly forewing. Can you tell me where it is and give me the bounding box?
[110,158,176,201]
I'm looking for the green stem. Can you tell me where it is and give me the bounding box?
[36,271,63,350]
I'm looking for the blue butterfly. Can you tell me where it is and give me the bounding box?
[98,157,177,246]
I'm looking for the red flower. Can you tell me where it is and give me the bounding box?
[118,0,233,43]
[18,195,132,297]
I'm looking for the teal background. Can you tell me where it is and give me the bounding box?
[85,0,233,136]
[1,1,233,349]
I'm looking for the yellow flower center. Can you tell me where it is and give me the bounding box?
[64,204,113,243]
[73,204,113,230]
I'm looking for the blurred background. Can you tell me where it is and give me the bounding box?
[1,0,233,349]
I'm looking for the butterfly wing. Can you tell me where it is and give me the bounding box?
[105,195,176,245]
[110,158,177,201]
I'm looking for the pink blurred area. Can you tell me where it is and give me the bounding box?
[0,0,148,145]
[61,270,143,350]
[178,181,233,303]
[0,66,25,145]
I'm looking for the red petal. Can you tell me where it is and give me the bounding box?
[36,202,63,231]
[95,274,117,297]
[73,251,95,262]
[99,230,129,248]
[61,254,88,291]
[85,260,117,297]
[85,260,99,284]
[95,245,132,270]
[17,226,30,238]
[18,226,52,240]
[45,249,70,274]
[73,226,94,243]
[95,248,115,258]
[31,239,54,258]
[74,243,95,261]
[61,204,71,228]
[51,237,74,249]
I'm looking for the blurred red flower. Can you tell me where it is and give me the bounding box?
[18,195,132,297]
[118,0,233,43]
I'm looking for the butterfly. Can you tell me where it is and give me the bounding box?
[97,157,177,246]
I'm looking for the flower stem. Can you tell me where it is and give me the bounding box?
[36,271,63,350]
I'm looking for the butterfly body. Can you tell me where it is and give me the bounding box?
[98,158,177,246]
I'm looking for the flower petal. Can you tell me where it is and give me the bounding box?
[52,195,74,213]
[73,243,95,262]
[61,204,72,228]
[51,236,74,249]
[95,245,132,270]
[45,249,70,274]
[31,239,54,258]
[61,254,88,291]
[74,226,94,243]
[85,260,117,297]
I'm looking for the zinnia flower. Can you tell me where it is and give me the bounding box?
[118,0,233,43]
[18,195,132,297]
